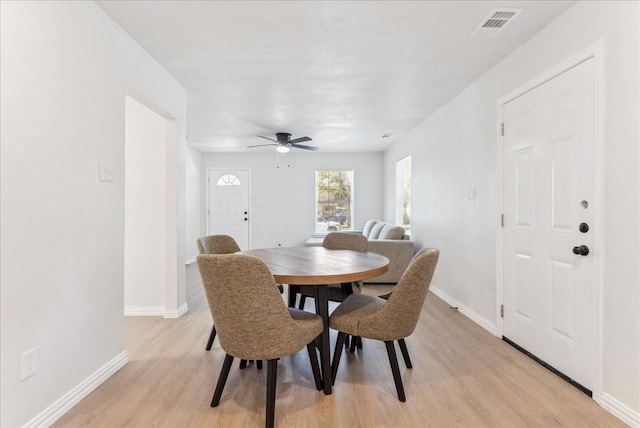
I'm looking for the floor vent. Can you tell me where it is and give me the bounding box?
[471,8,523,37]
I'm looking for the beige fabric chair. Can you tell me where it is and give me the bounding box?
[198,234,286,359]
[197,234,241,255]
[288,232,368,310]
[198,254,323,428]
[197,235,241,352]
[329,247,439,402]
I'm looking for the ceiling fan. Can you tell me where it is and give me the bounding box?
[247,132,319,153]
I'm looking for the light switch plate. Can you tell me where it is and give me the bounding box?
[99,162,114,182]
[468,186,476,199]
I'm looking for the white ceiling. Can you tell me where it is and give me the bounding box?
[96,1,576,153]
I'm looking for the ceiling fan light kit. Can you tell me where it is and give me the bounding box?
[247,132,319,153]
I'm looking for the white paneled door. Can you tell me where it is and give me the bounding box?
[207,169,250,250]
[503,58,595,391]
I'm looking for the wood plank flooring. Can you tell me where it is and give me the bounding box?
[54,264,625,427]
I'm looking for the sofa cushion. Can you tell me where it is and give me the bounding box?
[362,219,378,238]
[369,222,386,239]
[379,224,405,240]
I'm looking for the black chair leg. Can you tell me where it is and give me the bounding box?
[332,332,347,384]
[239,359,248,369]
[298,295,307,310]
[349,335,357,353]
[384,341,406,402]
[306,342,322,390]
[398,339,412,369]
[205,324,216,351]
[211,354,234,407]
[266,359,278,428]
[288,286,298,308]
[257,360,263,370]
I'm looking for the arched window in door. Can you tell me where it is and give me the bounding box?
[216,174,240,186]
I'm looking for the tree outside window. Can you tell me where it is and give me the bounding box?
[315,170,353,233]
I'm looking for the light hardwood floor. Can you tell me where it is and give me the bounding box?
[54,264,625,427]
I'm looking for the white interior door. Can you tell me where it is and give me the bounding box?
[502,58,595,391]
[208,169,250,250]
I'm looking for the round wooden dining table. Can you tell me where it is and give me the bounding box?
[239,246,389,395]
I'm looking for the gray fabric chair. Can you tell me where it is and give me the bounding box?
[197,254,323,428]
[288,232,368,310]
[197,235,241,351]
[329,247,439,402]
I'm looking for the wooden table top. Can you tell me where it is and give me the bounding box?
[239,246,389,285]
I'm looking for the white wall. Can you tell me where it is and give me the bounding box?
[0,2,187,426]
[384,0,639,422]
[185,148,202,263]
[124,96,171,312]
[201,152,383,249]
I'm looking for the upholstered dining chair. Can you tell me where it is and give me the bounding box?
[288,232,368,310]
[198,234,285,358]
[197,235,241,351]
[197,254,323,428]
[329,247,439,402]
[354,248,434,360]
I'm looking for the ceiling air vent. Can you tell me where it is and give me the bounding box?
[471,8,523,37]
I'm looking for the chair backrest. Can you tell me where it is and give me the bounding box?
[197,254,313,360]
[197,235,240,255]
[322,232,368,252]
[360,248,439,339]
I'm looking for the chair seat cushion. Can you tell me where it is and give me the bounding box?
[288,308,324,342]
[329,294,385,336]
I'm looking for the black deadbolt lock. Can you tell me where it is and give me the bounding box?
[579,223,589,233]
[572,245,589,256]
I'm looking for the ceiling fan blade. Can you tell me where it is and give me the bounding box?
[257,135,278,143]
[247,143,278,148]
[291,143,319,151]
[290,136,312,144]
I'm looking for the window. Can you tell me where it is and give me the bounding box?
[315,170,353,233]
[216,174,240,186]
[396,156,411,232]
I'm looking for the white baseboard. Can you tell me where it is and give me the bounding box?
[429,285,497,336]
[185,257,196,265]
[600,393,640,428]
[23,351,128,428]
[124,306,166,316]
[163,302,188,319]
[124,303,189,318]
[124,302,188,318]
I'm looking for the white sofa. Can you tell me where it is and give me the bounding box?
[305,219,415,283]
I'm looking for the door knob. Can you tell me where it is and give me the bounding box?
[572,245,589,256]
[579,223,589,233]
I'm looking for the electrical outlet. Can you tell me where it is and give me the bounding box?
[21,348,38,380]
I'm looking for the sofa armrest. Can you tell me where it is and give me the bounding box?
[365,239,415,283]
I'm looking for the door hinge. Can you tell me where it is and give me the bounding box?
[501,304,504,318]
[501,214,504,227]
[501,122,504,136]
